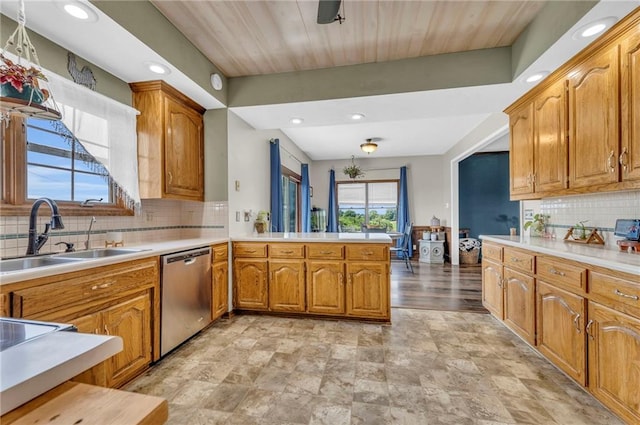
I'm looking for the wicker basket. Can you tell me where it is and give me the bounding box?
[459,248,480,264]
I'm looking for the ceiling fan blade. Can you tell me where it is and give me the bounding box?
[317,0,342,24]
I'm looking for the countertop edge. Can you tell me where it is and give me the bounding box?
[231,232,393,243]
[0,332,123,415]
[480,235,640,276]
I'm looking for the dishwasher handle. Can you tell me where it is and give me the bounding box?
[163,247,211,265]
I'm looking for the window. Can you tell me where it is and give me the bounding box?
[337,180,398,232]
[282,167,300,232]
[1,116,130,216]
[26,118,111,202]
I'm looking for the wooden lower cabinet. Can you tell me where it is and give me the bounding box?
[307,261,345,315]
[234,258,268,310]
[536,280,587,385]
[588,301,640,424]
[503,267,535,345]
[269,260,306,312]
[346,262,388,319]
[212,260,229,320]
[482,258,503,318]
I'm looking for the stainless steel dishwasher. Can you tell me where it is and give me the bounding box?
[161,247,212,356]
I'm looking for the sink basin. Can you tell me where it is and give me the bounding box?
[55,248,147,259]
[0,256,79,273]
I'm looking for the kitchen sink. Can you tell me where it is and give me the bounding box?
[0,256,80,273]
[54,248,148,259]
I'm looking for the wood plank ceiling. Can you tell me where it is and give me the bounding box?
[151,0,546,78]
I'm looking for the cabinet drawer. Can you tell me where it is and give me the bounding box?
[503,248,535,273]
[307,244,344,259]
[212,244,228,262]
[346,244,388,261]
[233,243,267,258]
[12,259,158,318]
[269,244,305,259]
[537,257,586,292]
[589,270,640,311]
[482,243,503,262]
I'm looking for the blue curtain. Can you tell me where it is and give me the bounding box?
[327,169,338,232]
[301,164,311,232]
[397,166,412,256]
[270,139,284,232]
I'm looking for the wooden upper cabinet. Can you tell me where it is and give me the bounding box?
[130,81,205,201]
[533,79,568,193]
[568,45,620,188]
[509,103,535,197]
[621,28,640,182]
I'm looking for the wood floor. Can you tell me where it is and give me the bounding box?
[390,259,487,313]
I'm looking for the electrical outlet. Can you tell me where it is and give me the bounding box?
[244,211,251,222]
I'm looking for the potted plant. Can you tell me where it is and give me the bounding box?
[0,54,49,104]
[254,210,269,234]
[524,213,549,237]
[343,156,364,179]
[573,220,589,240]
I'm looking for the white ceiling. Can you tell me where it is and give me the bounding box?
[2,1,638,161]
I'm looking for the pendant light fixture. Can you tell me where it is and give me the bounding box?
[360,138,378,154]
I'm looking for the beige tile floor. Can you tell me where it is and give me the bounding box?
[125,309,623,425]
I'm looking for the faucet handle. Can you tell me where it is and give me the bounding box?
[55,242,75,252]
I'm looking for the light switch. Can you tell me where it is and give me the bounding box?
[235,211,240,222]
[235,180,240,191]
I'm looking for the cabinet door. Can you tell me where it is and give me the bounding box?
[269,260,306,312]
[212,261,228,320]
[481,258,503,319]
[164,96,204,200]
[233,259,268,310]
[533,79,568,193]
[509,103,535,197]
[69,313,107,387]
[307,261,345,315]
[621,29,640,182]
[102,293,152,388]
[568,45,620,188]
[346,262,389,319]
[537,281,586,385]
[503,267,535,345]
[587,302,640,424]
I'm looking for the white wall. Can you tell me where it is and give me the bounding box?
[310,155,448,228]
[227,111,312,236]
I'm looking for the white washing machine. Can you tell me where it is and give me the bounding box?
[419,240,445,264]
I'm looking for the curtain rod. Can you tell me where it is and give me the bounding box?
[270,138,304,165]
[364,166,410,171]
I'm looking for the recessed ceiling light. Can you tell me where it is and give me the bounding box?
[290,117,304,125]
[351,113,365,120]
[59,1,98,22]
[525,71,549,83]
[572,17,617,40]
[146,62,170,75]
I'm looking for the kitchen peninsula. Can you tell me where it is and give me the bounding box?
[232,233,392,322]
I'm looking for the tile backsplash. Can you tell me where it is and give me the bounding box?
[0,199,228,258]
[540,190,640,246]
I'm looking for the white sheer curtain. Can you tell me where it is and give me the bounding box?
[45,71,141,211]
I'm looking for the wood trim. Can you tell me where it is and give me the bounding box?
[129,80,205,114]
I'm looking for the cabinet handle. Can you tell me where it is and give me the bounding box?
[586,319,594,340]
[619,147,629,173]
[607,150,615,173]
[573,313,581,333]
[244,249,256,253]
[338,273,344,286]
[280,250,294,254]
[362,251,374,256]
[104,324,110,335]
[91,281,114,290]
[320,250,334,255]
[497,277,503,288]
[548,268,565,277]
[614,289,639,301]
[168,171,173,184]
[526,173,532,188]
[509,257,525,263]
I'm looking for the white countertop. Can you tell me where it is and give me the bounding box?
[232,232,392,243]
[0,330,123,415]
[0,237,228,285]
[480,235,640,276]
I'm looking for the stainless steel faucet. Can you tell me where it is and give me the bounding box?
[81,198,103,207]
[26,198,65,256]
[84,216,96,250]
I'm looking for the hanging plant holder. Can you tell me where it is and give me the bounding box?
[343,155,364,179]
[1,0,61,123]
